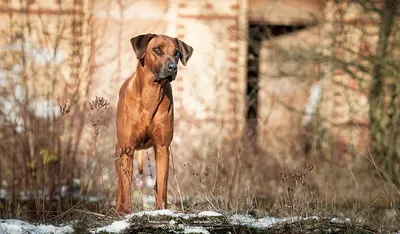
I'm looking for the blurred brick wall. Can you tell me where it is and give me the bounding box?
[319,1,375,163]
[166,0,247,162]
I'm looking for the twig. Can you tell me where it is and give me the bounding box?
[51,200,84,222]
[75,209,107,217]
[170,145,184,211]
[212,125,222,193]
[347,164,360,190]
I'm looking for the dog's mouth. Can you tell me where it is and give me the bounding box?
[154,74,175,83]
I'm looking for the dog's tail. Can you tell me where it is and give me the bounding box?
[137,150,143,174]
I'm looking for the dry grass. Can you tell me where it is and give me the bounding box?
[1,129,399,233]
[156,138,400,231]
[1,100,399,232]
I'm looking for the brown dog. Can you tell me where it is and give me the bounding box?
[115,34,193,214]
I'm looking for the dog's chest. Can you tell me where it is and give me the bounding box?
[134,101,163,149]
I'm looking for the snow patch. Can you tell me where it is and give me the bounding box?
[128,209,175,217]
[229,214,299,228]
[93,219,130,233]
[198,211,222,217]
[184,227,210,233]
[0,219,74,234]
[330,217,351,223]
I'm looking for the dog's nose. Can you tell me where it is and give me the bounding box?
[167,62,177,72]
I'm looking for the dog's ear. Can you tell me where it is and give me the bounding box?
[175,38,193,66]
[130,34,156,61]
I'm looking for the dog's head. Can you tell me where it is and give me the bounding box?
[130,34,193,82]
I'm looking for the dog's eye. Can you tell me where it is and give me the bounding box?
[174,51,180,58]
[153,47,162,55]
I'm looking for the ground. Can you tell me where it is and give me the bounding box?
[1,209,398,234]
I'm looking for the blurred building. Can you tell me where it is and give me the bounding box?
[89,0,326,161]
[0,0,374,172]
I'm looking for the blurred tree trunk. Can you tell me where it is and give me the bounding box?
[368,0,400,185]
[64,0,86,196]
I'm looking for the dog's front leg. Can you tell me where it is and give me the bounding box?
[154,145,169,209]
[115,146,134,214]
